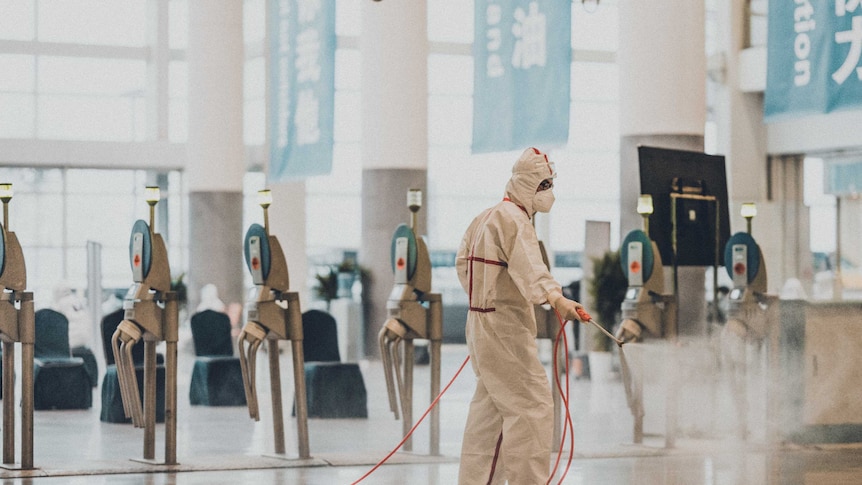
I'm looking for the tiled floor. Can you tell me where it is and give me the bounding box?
[1,339,861,484]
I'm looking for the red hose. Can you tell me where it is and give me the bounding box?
[353,311,577,484]
[547,309,575,484]
[350,355,472,485]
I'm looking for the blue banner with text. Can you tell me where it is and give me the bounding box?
[472,0,571,153]
[269,0,336,179]
[766,0,862,120]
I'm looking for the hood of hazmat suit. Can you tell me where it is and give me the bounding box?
[455,147,562,484]
[504,147,556,216]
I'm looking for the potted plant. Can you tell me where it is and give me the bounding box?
[336,258,358,299]
[314,267,339,310]
[586,250,627,380]
[171,272,189,322]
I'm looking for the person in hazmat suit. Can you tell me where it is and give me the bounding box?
[456,147,587,484]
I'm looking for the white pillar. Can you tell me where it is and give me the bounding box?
[618,0,707,336]
[360,0,428,356]
[360,0,428,171]
[618,1,706,139]
[268,181,309,309]
[186,2,246,312]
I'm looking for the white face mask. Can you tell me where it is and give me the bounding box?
[533,189,555,213]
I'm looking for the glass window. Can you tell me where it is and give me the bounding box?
[37,0,147,47]
[568,100,619,151]
[571,62,618,101]
[28,248,64,305]
[333,91,361,143]
[0,0,35,41]
[244,57,266,101]
[428,55,473,96]
[335,50,360,91]
[169,61,188,143]
[38,95,140,141]
[805,157,835,253]
[428,0,473,44]
[11,191,64,248]
[244,0,266,45]
[0,55,35,92]
[0,94,35,138]
[38,57,146,96]
[169,98,188,143]
[428,94,472,146]
[169,0,188,50]
[245,98,266,146]
[572,1,618,52]
[336,1,360,37]
[244,57,266,145]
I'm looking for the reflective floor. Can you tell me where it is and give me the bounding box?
[0,340,861,484]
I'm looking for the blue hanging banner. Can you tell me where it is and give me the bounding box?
[765,0,862,120]
[269,0,336,180]
[472,0,571,153]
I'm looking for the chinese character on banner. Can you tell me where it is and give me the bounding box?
[269,0,335,180]
[765,0,862,119]
[472,0,571,153]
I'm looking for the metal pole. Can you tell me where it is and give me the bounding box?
[668,194,679,450]
[634,354,644,444]
[835,196,843,299]
[143,339,156,461]
[20,293,34,469]
[165,294,178,465]
[713,198,719,335]
[430,339,441,456]
[403,340,414,452]
[86,241,104,372]
[165,339,178,465]
[291,339,310,459]
[428,295,443,456]
[2,340,14,465]
[268,339,285,455]
[670,195,679,331]
[286,292,309,459]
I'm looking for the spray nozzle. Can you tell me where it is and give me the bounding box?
[576,307,591,322]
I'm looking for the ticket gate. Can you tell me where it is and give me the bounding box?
[614,229,677,444]
[721,231,778,439]
[112,188,179,464]
[0,185,35,470]
[723,232,773,343]
[379,190,443,454]
[237,192,309,460]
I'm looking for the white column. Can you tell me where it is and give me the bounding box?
[618,0,706,336]
[360,0,428,171]
[187,1,245,191]
[618,1,706,139]
[186,2,246,312]
[268,181,309,309]
[360,0,429,356]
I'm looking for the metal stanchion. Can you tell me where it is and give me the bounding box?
[379,189,444,455]
[112,186,179,466]
[237,189,310,461]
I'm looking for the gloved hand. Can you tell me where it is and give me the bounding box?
[548,291,588,323]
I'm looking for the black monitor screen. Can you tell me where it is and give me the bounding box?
[638,146,730,267]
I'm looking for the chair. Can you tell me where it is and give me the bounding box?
[99,308,165,423]
[297,309,367,419]
[33,309,92,410]
[188,310,246,406]
[71,346,99,387]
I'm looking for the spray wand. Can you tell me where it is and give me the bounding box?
[576,307,624,347]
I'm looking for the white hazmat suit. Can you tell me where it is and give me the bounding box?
[456,148,585,484]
